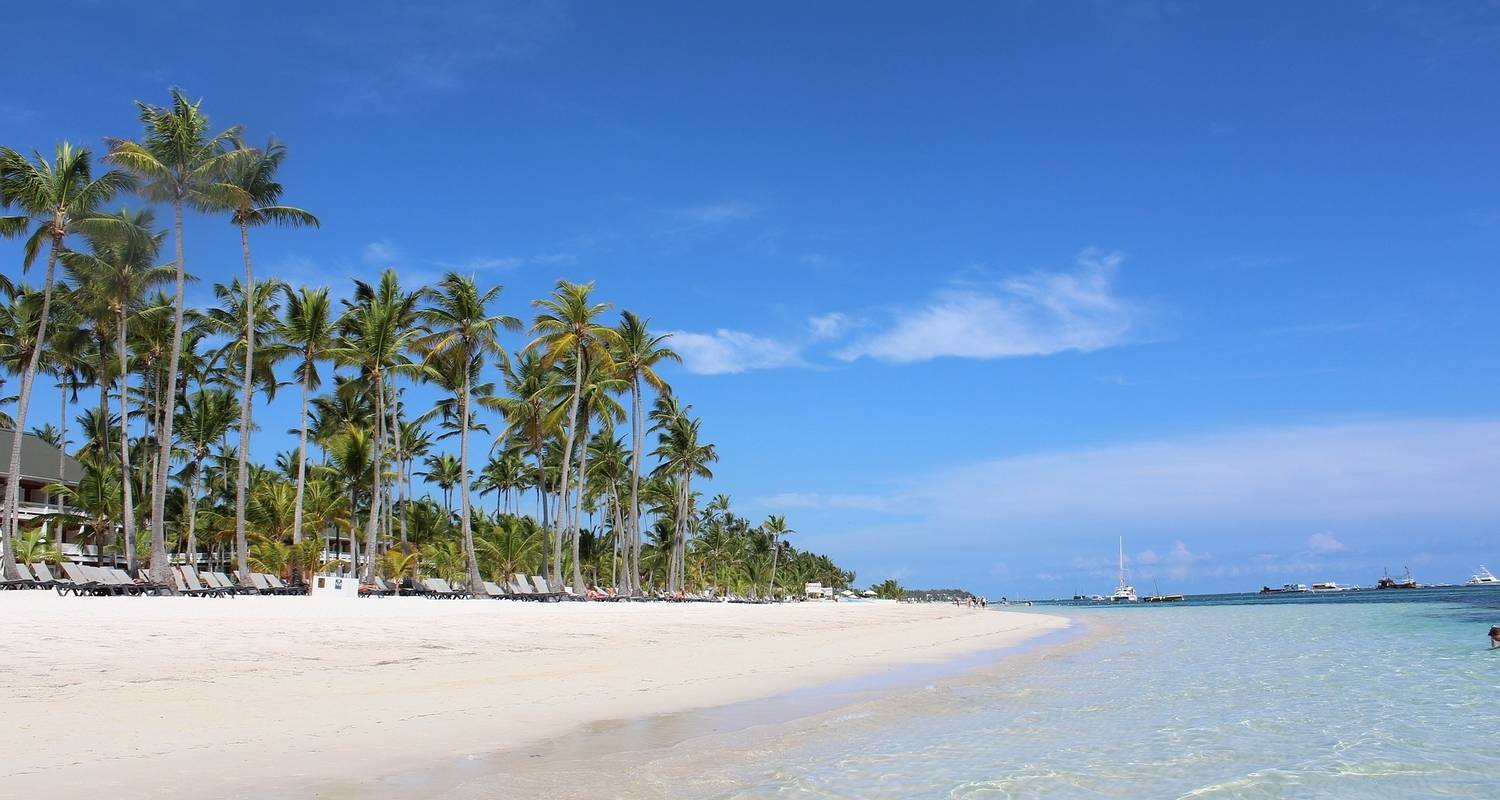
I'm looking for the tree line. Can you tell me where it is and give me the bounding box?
[0,88,856,597]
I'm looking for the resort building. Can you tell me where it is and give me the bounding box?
[0,429,87,560]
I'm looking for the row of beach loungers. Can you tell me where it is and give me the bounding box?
[2,562,779,602]
[0,562,307,597]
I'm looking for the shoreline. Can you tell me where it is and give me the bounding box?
[326,613,1088,799]
[0,593,1069,799]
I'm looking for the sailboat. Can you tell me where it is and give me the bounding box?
[1110,537,1138,602]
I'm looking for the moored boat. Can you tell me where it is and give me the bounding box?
[1376,567,1418,590]
[1110,537,1137,602]
[1466,566,1499,586]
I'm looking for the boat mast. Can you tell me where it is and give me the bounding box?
[1118,536,1126,588]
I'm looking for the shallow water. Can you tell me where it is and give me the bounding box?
[679,589,1500,799]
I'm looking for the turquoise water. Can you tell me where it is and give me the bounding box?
[682,590,1500,799]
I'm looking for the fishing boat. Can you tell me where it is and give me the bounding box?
[1110,537,1137,602]
[1466,566,1499,586]
[1376,567,1418,590]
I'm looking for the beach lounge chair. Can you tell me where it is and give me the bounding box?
[530,575,568,601]
[265,574,304,595]
[111,567,169,596]
[509,574,537,600]
[56,562,110,596]
[1,562,40,590]
[85,565,142,595]
[29,562,64,590]
[173,566,223,597]
[421,578,469,598]
[204,572,245,594]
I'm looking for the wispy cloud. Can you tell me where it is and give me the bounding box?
[0,104,37,125]
[667,329,803,375]
[674,202,759,226]
[838,250,1137,363]
[760,418,1500,530]
[307,0,566,110]
[362,239,402,265]
[1306,531,1346,554]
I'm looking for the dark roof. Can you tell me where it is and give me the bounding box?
[0,430,83,485]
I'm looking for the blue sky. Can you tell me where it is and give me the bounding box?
[5,1,1499,596]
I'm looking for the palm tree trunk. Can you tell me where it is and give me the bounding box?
[233,221,256,579]
[2,235,60,581]
[571,412,590,595]
[551,351,584,585]
[145,200,187,592]
[115,309,138,570]
[185,461,201,565]
[768,534,780,598]
[291,367,311,546]
[56,381,66,513]
[459,378,483,595]
[535,446,548,579]
[361,370,385,583]
[628,377,643,596]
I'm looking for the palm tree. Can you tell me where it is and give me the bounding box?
[476,450,527,516]
[176,388,237,565]
[105,88,243,589]
[205,278,283,576]
[278,286,337,551]
[60,208,171,571]
[332,270,421,582]
[529,280,620,589]
[413,273,520,594]
[613,311,677,595]
[551,357,625,594]
[0,143,131,579]
[211,138,318,585]
[489,350,561,578]
[418,452,463,515]
[651,399,717,593]
[762,514,795,597]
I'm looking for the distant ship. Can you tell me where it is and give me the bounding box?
[1110,537,1138,602]
[1259,583,1310,594]
[1309,581,1353,592]
[1466,566,1499,586]
[1376,567,1418,590]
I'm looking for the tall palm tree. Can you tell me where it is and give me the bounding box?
[488,350,561,578]
[529,280,620,588]
[612,310,677,595]
[208,138,318,582]
[332,270,421,582]
[60,208,171,571]
[278,286,337,550]
[413,273,519,594]
[175,387,238,564]
[105,89,243,589]
[762,514,795,597]
[205,277,283,576]
[651,399,717,593]
[551,358,625,594]
[0,143,131,579]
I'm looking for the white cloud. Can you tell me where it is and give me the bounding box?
[362,239,402,265]
[839,250,1137,363]
[674,202,758,226]
[1306,532,1346,554]
[808,312,851,340]
[667,329,802,375]
[763,418,1500,532]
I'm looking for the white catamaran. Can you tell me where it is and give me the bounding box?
[1110,537,1138,602]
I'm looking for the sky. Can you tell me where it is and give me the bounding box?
[3,1,1499,597]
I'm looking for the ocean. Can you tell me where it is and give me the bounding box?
[667,588,1500,799]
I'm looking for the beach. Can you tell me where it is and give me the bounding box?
[0,593,1067,798]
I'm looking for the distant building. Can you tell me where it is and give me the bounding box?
[0,429,87,559]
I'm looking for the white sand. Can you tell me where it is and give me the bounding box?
[0,592,1066,798]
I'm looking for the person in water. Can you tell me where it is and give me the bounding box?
[1490,626,1500,649]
